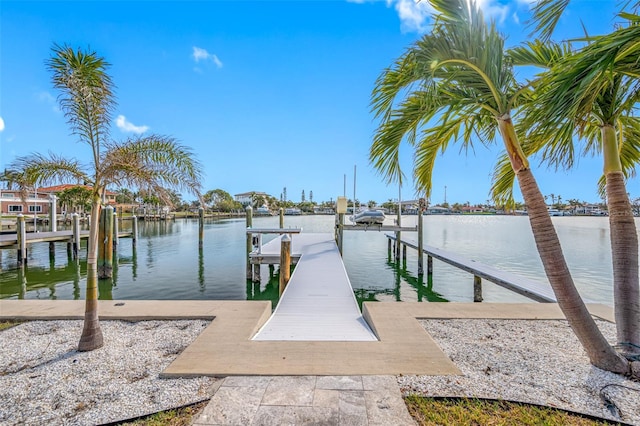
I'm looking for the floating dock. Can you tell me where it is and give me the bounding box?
[252,233,378,341]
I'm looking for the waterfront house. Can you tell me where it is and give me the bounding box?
[0,189,52,215]
[234,191,270,207]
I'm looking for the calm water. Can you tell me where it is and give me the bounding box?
[1,215,638,306]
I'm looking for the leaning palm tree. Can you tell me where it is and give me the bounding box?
[492,37,640,356]
[8,45,202,351]
[370,0,632,375]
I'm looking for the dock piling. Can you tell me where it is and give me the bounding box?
[17,214,26,266]
[198,207,204,248]
[98,206,114,279]
[132,216,138,248]
[417,208,424,275]
[49,195,57,232]
[72,213,80,259]
[246,206,253,279]
[474,275,483,302]
[279,234,291,296]
[402,244,407,268]
[279,208,284,229]
[113,213,119,250]
[337,213,344,256]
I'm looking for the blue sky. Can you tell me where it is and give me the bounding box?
[1,0,637,205]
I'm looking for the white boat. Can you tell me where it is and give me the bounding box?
[351,209,386,225]
[284,208,301,215]
[255,206,272,216]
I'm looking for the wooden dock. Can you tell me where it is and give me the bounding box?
[252,233,378,341]
[0,230,133,249]
[386,234,587,303]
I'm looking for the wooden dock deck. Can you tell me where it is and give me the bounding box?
[0,230,133,249]
[252,233,378,341]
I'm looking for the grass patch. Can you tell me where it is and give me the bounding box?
[115,400,208,426]
[405,396,615,426]
[0,321,20,331]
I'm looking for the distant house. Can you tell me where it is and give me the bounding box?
[234,191,270,207]
[0,189,52,215]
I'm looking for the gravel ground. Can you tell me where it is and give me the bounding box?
[2,318,639,425]
[400,319,640,425]
[0,320,218,426]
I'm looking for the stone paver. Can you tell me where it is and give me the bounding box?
[193,375,415,426]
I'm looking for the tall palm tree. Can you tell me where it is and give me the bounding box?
[9,45,202,351]
[370,0,631,375]
[492,32,640,356]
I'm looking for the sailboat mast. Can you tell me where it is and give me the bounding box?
[353,165,356,211]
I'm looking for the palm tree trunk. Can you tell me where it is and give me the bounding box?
[517,169,629,373]
[498,117,628,374]
[602,125,640,352]
[78,197,104,351]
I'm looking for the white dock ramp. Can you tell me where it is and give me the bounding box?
[252,233,378,341]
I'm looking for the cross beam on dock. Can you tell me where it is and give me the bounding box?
[386,234,587,303]
[0,230,133,249]
[342,224,417,232]
[252,233,378,341]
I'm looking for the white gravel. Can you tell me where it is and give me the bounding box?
[0,320,218,426]
[400,319,640,425]
[2,318,639,425]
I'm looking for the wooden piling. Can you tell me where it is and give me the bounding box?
[417,209,424,275]
[49,242,55,258]
[337,213,345,256]
[279,234,291,296]
[98,206,114,279]
[402,244,407,267]
[132,216,138,248]
[17,214,26,265]
[198,207,204,248]
[395,206,401,262]
[72,213,80,259]
[427,255,433,280]
[474,275,483,302]
[246,206,253,279]
[49,195,57,232]
[279,208,284,229]
[113,213,119,250]
[388,238,392,258]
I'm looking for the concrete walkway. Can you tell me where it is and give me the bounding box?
[194,375,414,426]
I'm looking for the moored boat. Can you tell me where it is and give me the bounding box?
[351,209,385,225]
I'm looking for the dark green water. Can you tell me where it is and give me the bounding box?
[2,215,635,305]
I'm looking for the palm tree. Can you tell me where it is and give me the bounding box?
[493,30,640,356]
[370,0,631,375]
[8,45,202,351]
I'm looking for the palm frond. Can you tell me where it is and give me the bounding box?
[47,44,116,162]
[7,152,87,189]
[530,0,570,40]
[101,136,203,201]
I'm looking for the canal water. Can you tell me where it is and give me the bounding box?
[1,215,638,306]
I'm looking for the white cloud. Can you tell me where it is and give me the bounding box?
[37,91,60,112]
[0,116,4,132]
[350,0,514,33]
[192,46,223,69]
[475,0,509,24]
[388,0,434,33]
[116,115,149,134]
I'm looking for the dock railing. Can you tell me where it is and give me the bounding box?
[385,233,567,303]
